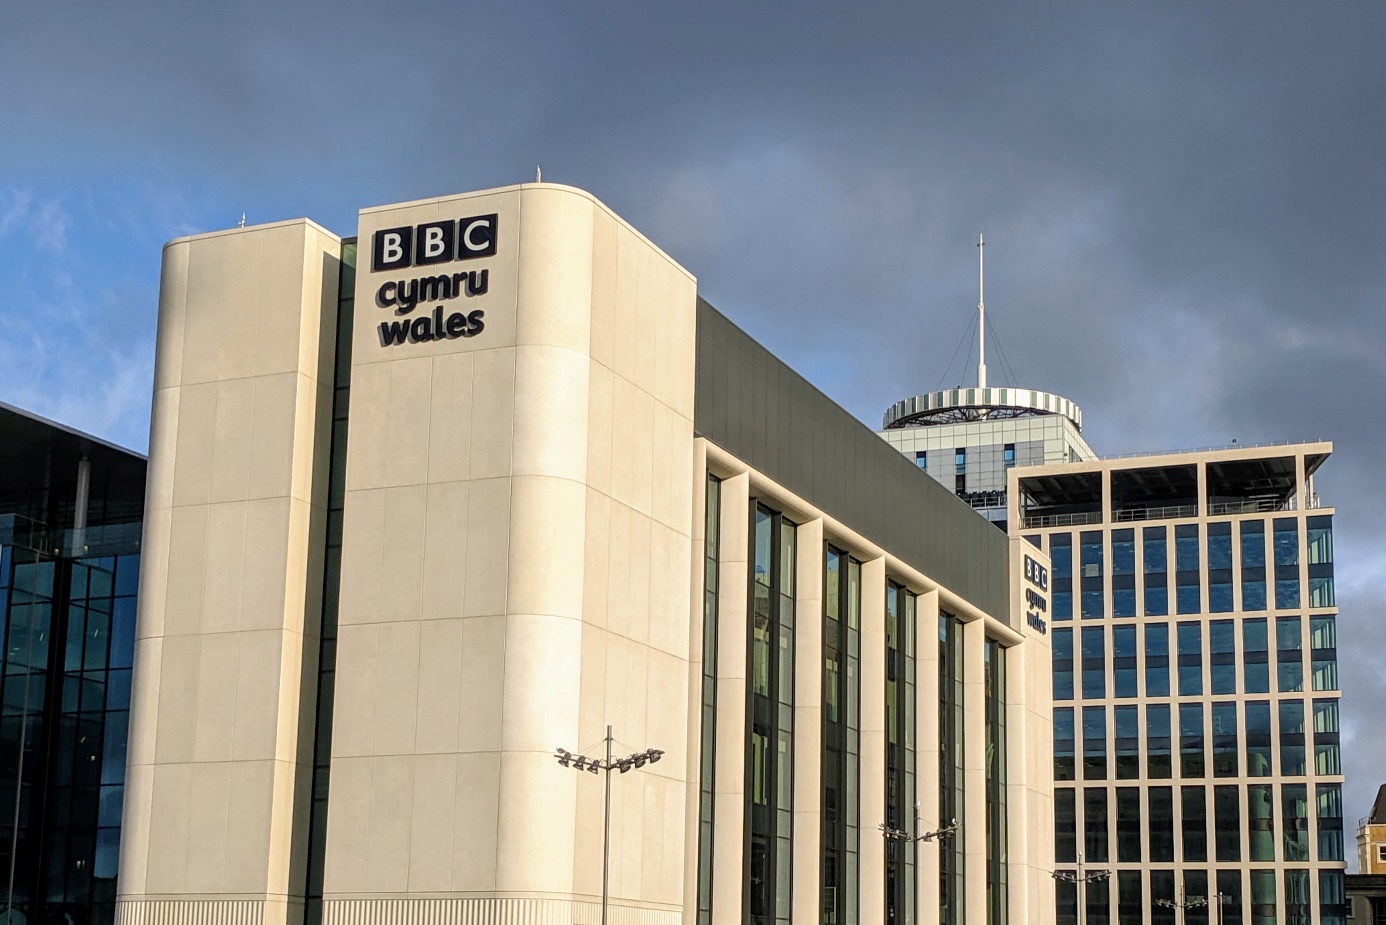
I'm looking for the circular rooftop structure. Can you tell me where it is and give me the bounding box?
[883,387,1083,430]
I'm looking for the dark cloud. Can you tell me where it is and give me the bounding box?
[3,0,1384,853]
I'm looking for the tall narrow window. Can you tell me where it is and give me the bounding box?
[1278,700,1306,776]
[1176,622,1203,696]
[1247,784,1275,862]
[1051,534,1073,621]
[1081,627,1105,699]
[1306,515,1335,607]
[695,475,721,925]
[884,582,916,925]
[1055,788,1077,863]
[1284,869,1310,925]
[1179,703,1204,778]
[1276,617,1303,692]
[1310,616,1338,691]
[822,544,858,925]
[1084,788,1109,863]
[1080,531,1103,619]
[1144,623,1170,697]
[1054,708,1075,782]
[1282,784,1310,861]
[1175,524,1200,614]
[1111,529,1136,618]
[1316,783,1344,862]
[985,640,1007,925]
[1115,788,1141,862]
[747,505,796,925]
[1112,626,1136,698]
[1217,870,1243,925]
[1243,618,1270,693]
[1209,620,1236,694]
[1214,786,1241,861]
[1245,701,1272,777]
[1207,522,1233,612]
[1148,787,1175,863]
[1240,520,1267,611]
[1083,706,1107,781]
[939,613,966,925]
[1313,699,1341,775]
[1181,786,1207,862]
[1052,628,1074,701]
[1143,527,1169,616]
[1146,705,1172,779]
[1274,518,1300,609]
[1211,702,1238,777]
[1113,706,1139,780]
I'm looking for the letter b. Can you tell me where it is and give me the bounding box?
[415,220,455,266]
[372,226,413,271]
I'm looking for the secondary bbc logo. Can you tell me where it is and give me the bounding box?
[372,214,497,272]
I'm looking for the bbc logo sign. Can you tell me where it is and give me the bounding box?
[372,214,498,272]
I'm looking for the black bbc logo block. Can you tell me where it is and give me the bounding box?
[457,214,497,259]
[415,221,456,266]
[372,226,413,271]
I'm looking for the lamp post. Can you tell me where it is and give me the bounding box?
[554,726,664,925]
[1155,888,1226,925]
[1051,852,1110,925]
[878,802,961,843]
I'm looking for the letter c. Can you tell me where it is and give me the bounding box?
[463,219,491,251]
[377,281,397,307]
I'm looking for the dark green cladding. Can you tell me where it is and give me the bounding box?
[693,298,1010,621]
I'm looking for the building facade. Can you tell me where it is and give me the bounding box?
[116,183,1057,925]
[1358,785,1386,875]
[1009,446,1346,925]
[0,402,146,925]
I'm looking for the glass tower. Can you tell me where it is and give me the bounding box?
[1015,445,1345,925]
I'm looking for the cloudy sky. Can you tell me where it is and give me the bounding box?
[3,0,1383,847]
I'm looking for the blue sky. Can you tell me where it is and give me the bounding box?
[3,0,1384,841]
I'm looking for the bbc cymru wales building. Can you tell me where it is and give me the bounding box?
[116,183,1058,925]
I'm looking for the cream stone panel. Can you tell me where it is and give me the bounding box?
[371,622,422,756]
[450,752,502,890]
[588,208,619,384]
[457,614,506,752]
[507,475,587,620]
[335,488,385,627]
[378,484,427,624]
[232,629,286,760]
[712,472,750,925]
[407,753,458,892]
[184,761,232,892]
[363,756,415,893]
[161,504,208,638]
[247,372,304,501]
[241,497,294,632]
[414,619,464,754]
[209,377,255,502]
[341,361,392,491]
[494,750,579,894]
[153,241,189,391]
[467,347,517,480]
[859,557,887,924]
[499,611,583,753]
[583,488,612,632]
[792,518,824,925]
[200,501,248,635]
[321,756,371,892]
[144,763,193,894]
[152,633,201,764]
[511,344,591,482]
[425,350,474,484]
[169,382,216,509]
[515,185,595,353]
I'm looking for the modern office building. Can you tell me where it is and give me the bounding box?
[116,183,1058,925]
[1009,445,1345,925]
[0,402,146,925]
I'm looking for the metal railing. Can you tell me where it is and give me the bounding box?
[1099,438,1328,461]
[1022,511,1103,529]
[1113,504,1198,523]
[1207,498,1292,516]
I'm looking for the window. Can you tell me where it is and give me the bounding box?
[1147,705,1172,779]
[1311,616,1338,691]
[1250,869,1276,923]
[1277,617,1303,692]
[1181,786,1207,862]
[1148,788,1175,862]
[914,450,927,470]
[1080,531,1103,618]
[1175,524,1201,614]
[1211,702,1238,777]
[1317,784,1344,862]
[1114,706,1139,779]
[696,475,721,925]
[1144,527,1168,616]
[1179,703,1204,778]
[954,449,966,494]
[1274,518,1300,609]
[1055,789,1077,863]
[1116,788,1141,862]
[1112,529,1136,617]
[1245,701,1272,777]
[1085,788,1109,863]
[1285,869,1310,925]
[1209,620,1236,694]
[1083,706,1107,780]
[939,613,966,925]
[1112,626,1137,698]
[1279,700,1306,776]
[1314,699,1341,775]
[1378,845,1386,864]
[1081,627,1105,699]
[1054,708,1075,781]
[1208,522,1233,612]
[1218,869,1244,925]
[1240,520,1267,611]
[1243,618,1270,693]
[1214,785,1241,861]
[1151,870,1176,925]
[1307,515,1335,608]
[984,640,1007,925]
[822,545,859,925]
[1117,871,1142,925]
[1145,623,1170,697]
[1282,784,1310,862]
[1052,628,1073,701]
[1003,444,1016,468]
[1248,784,1275,862]
[1051,534,1073,621]
[885,582,917,925]
[1177,622,1202,696]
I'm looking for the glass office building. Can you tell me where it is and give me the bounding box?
[1011,445,1345,925]
[0,402,145,925]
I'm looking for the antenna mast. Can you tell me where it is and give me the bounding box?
[977,233,987,389]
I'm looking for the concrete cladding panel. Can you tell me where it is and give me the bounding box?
[324,185,697,923]
[693,299,1010,619]
[120,219,341,925]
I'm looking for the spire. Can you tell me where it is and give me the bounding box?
[977,233,987,389]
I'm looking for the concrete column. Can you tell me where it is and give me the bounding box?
[682,443,709,925]
[792,519,824,925]
[859,557,887,925]
[962,618,987,925]
[915,590,941,925]
[711,473,750,925]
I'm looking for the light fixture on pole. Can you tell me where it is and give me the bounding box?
[1051,852,1110,925]
[1155,887,1226,925]
[554,726,664,925]
[879,802,960,843]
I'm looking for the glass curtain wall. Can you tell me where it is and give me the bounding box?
[822,546,860,925]
[939,613,965,925]
[696,475,721,925]
[746,505,796,925]
[884,583,916,925]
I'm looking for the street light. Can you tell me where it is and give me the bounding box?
[1051,852,1110,925]
[879,802,960,843]
[554,726,664,925]
[1155,888,1228,925]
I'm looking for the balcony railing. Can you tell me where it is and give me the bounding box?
[1022,511,1103,529]
[1113,504,1198,523]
